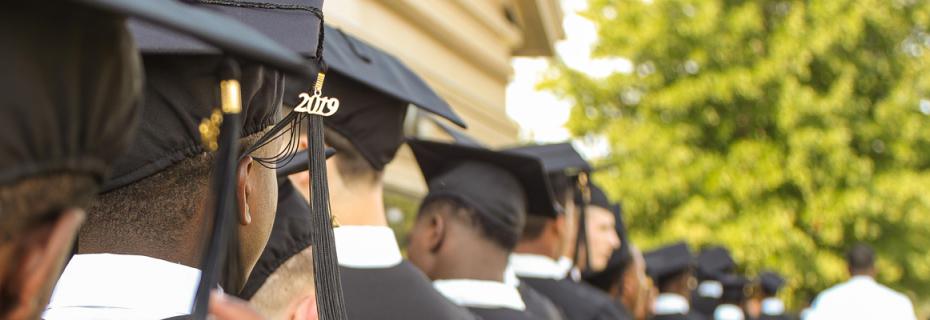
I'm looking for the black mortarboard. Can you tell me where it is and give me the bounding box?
[644,242,693,283]
[283,25,467,171]
[0,2,139,189]
[582,183,612,209]
[757,271,785,295]
[696,246,736,279]
[719,274,750,302]
[409,139,558,220]
[75,0,312,77]
[431,116,485,148]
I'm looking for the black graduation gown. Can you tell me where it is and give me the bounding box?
[652,312,706,320]
[690,293,718,319]
[518,283,565,320]
[758,314,792,320]
[519,277,628,320]
[468,307,540,320]
[340,261,477,320]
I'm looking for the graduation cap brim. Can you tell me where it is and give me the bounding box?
[275,148,336,178]
[322,25,466,128]
[506,142,592,175]
[408,139,557,217]
[429,116,484,147]
[82,0,312,76]
[644,242,693,280]
[697,246,736,276]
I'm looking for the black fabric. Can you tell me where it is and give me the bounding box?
[0,3,141,186]
[409,139,558,218]
[238,179,311,299]
[653,312,706,320]
[467,307,539,320]
[101,55,283,192]
[432,116,484,147]
[340,262,477,320]
[758,271,785,295]
[758,314,792,320]
[506,143,592,176]
[613,301,635,320]
[696,246,735,279]
[719,274,750,302]
[82,0,313,76]
[644,242,693,283]
[519,283,565,320]
[519,277,627,320]
[690,294,719,320]
[285,25,465,127]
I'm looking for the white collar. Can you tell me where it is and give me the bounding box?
[697,280,723,298]
[503,264,520,287]
[334,225,402,269]
[713,304,745,320]
[433,279,527,311]
[43,253,200,320]
[761,297,785,315]
[654,293,690,315]
[510,254,567,280]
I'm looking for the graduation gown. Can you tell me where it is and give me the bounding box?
[691,293,719,319]
[469,307,540,320]
[520,277,628,320]
[341,261,476,320]
[519,283,565,320]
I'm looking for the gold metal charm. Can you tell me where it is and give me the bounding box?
[577,171,591,203]
[293,72,340,116]
[220,79,242,114]
[199,109,224,151]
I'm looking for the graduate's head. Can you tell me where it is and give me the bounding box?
[846,243,876,277]
[406,140,557,281]
[82,55,285,289]
[644,242,695,296]
[579,185,622,272]
[0,2,141,318]
[518,172,576,259]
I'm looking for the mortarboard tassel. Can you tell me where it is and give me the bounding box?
[191,59,243,320]
[573,172,592,277]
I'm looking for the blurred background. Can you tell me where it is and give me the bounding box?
[324,0,930,316]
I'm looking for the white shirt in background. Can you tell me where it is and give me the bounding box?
[806,276,916,320]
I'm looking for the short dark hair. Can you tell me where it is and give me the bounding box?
[323,126,381,186]
[83,131,265,248]
[0,173,96,241]
[419,195,520,251]
[846,243,875,272]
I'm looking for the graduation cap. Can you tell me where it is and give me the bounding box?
[430,116,485,148]
[409,139,559,223]
[719,274,750,302]
[757,271,786,295]
[696,246,736,279]
[644,242,693,286]
[0,1,140,225]
[505,143,593,274]
[280,25,467,172]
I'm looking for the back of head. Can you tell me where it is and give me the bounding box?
[846,243,875,275]
[0,2,141,317]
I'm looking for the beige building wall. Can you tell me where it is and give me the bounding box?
[323,0,564,197]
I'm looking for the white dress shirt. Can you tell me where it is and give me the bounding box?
[806,276,916,320]
[653,293,690,315]
[713,304,745,320]
[510,253,568,280]
[434,279,527,310]
[43,253,201,320]
[334,225,403,269]
[761,297,785,316]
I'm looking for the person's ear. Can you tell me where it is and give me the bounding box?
[237,156,254,226]
[5,208,84,320]
[428,214,446,254]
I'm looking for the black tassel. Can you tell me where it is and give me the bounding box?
[307,113,348,320]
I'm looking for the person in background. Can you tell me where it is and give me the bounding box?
[645,242,704,320]
[806,243,916,320]
[406,139,559,319]
[577,185,622,274]
[0,2,141,318]
[712,274,748,320]
[751,271,789,320]
[692,247,737,319]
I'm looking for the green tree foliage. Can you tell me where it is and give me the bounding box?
[543,0,930,310]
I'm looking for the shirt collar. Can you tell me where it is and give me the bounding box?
[714,304,745,320]
[334,225,402,269]
[654,293,690,315]
[761,297,785,315]
[43,253,200,320]
[697,280,723,298]
[433,279,527,311]
[510,253,567,280]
